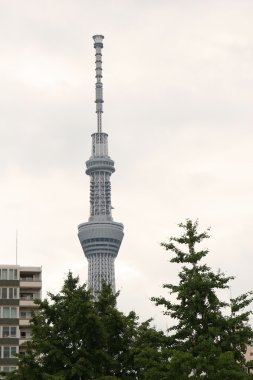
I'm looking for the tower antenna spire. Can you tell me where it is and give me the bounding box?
[93,35,104,133]
[78,35,124,296]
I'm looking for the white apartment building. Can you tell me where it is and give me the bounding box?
[0,265,42,375]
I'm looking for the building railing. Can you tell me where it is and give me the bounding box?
[19,316,32,320]
[20,295,39,300]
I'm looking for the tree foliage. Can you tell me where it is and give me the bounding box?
[152,219,253,379]
[7,274,143,380]
[5,219,253,379]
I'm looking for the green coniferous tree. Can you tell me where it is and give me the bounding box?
[152,219,253,379]
[6,273,140,380]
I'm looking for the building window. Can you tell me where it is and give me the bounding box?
[2,307,18,318]
[20,311,26,319]
[0,269,7,280]
[3,307,9,318]
[20,331,28,339]
[8,269,18,280]
[2,327,17,338]
[10,327,16,337]
[0,268,18,280]
[10,308,17,318]
[8,288,18,299]
[1,288,7,299]
[2,366,17,372]
[20,310,32,319]
[2,346,17,359]
[2,327,9,337]
[0,288,18,299]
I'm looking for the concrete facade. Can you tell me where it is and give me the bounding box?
[0,265,42,375]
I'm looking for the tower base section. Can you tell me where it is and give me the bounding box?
[87,253,115,293]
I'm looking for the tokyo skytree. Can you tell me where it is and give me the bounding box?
[78,35,124,295]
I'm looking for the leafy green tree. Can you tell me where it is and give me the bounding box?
[7,273,140,380]
[152,219,253,379]
[130,319,170,380]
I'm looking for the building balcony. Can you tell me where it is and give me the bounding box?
[20,280,41,288]
[19,299,38,307]
[19,338,30,346]
[19,319,31,326]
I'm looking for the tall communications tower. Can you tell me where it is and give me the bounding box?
[78,35,124,295]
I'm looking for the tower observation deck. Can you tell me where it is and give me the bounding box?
[78,35,124,295]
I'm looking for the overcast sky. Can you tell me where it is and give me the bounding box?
[0,0,253,328]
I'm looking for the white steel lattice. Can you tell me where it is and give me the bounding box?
[88,253,115,294]
[78,35,124,297]
[90,172,111,218]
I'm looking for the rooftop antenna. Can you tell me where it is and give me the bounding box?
[93,35,104,133]
[15,229,18,265]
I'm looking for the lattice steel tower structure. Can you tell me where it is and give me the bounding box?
[78,35,124,295]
